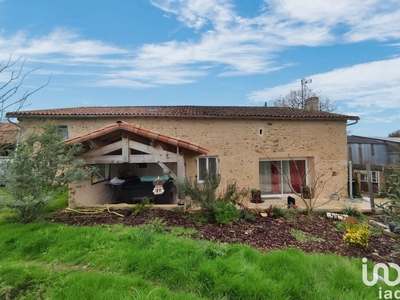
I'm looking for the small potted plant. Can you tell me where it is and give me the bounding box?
[251,188,262,203]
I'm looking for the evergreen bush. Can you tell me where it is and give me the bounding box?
[0,122,96,222]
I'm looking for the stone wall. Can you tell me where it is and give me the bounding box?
[18,116,349,205]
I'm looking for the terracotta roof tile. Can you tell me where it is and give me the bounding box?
[64,120,209,155]
[6,105,359,121]
[0,122,19,144]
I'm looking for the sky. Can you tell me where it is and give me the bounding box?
[0,0,399,137]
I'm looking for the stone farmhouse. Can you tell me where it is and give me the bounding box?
[7,100,359,207]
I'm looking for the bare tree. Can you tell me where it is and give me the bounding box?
[284,157,345,215]
[388,130,400,137]
[0,55,50,153]
[274,86,338,112]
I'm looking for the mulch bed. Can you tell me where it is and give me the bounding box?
[46,208,400,265]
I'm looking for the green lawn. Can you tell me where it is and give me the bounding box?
[0,217,396,299]
[0,187,68,223]
[0,190,397,299]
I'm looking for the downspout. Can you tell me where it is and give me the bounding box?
[346,120,359,127]
[346,119,358,200]
[348,161,353,200]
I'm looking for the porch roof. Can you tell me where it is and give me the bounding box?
[0,123,19,144]
[64,120,209,155]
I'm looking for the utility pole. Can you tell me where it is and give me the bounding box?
[301,78,312,109]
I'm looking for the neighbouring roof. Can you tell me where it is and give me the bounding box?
[0,122,19,144]
[64,120,210,155]
[347,136,386,144]
[6,105,359,121]
[369,136,400,144]
[348,135,400,144]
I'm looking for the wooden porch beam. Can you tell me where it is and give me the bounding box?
[157,161,178,180]
[84,153,178,164]
[129,154,178,163]
[87,139,107,149]
[129,140,169,155]
[82,140,123,157]
[83,139,177,158]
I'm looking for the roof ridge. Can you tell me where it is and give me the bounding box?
[6,105,359,121]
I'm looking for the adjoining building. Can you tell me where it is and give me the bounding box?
[347,135,400,193]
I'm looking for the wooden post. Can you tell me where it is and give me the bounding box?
[366,164,375,212]
[121,135,129,163]
[176,155,185,205]
[348,161,353,199]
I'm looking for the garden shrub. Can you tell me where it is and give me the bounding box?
[213,200,239,224]
[178,172,248,224]
[146,217,167,233]
[0,122,96,223]
[313,209,329,217]
[272,206,286,218]
[376,161,400,254]
[341,206,365,220]
[283,208,300,222]
[132,197,153,216]
[239,209,256,222]
[343,222,371,247]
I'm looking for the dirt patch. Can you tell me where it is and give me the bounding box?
[46,208,400,265]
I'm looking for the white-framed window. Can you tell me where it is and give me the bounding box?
[360,171,379,183]
[58,125,68,141]
[197,157,218,182]
[259,159,308,195]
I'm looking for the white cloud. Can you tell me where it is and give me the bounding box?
[142,0,400,83]
[344,9,400,42]
[263,0,400,42]
[365,113,400,124]
[264,0,377,25]
[150,0,235,30]
[0,0,400,90]
[93,78,156,89]
[247,57,400,110]
[133,31,278,75]
[0,28,127,58]
[97,67,205,87]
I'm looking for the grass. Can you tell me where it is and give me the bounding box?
[0,187,68,222]
[0,219,398,299]
[42,189,69,213]
[0,194,397,299]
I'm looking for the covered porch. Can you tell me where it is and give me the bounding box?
[65,120,209,207]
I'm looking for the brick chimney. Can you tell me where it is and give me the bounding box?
[304,97,319,111]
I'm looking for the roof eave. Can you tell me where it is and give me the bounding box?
[8,114,360,121]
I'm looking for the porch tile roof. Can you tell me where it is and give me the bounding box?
[64,120,209,155]
[0,123,19,144]
[7,105,359,121]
